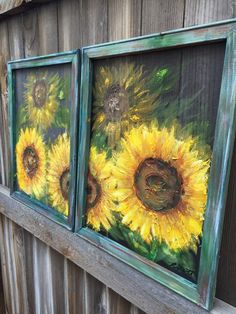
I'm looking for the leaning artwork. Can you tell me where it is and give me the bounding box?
[77,22,236,310]
[9,52,79,228]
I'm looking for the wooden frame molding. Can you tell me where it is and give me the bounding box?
[0,185,235,314]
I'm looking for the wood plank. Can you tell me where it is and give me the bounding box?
[108,0,142,41]
[58,0,108,49]
[10,220,28,314]
[85,272,108,314]
[0,215,13,314]
[80,0,108,46]
[0,261,5,314]
[23,231,36,313]
[0,215,28,314]
[108,288,131,314]
[130,305,146,314]
[64,260,85,314]
[32,238,54,313]
[141,0,185,34]
[24,232,86,314]
[0,20,10,60]
[57,0,81,50]
[0,186,211,314]
[0,56,9,187]
[184,0,235,27]
[0,21,11,187]
[37,1,58,54]
[7,14,25,60]
[22,8,39,57]
[50,248,66,314]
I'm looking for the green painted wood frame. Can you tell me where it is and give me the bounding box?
[76,19,236,310]
[8,50,80,230]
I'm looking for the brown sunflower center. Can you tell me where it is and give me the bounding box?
[104,84,128,121]
[23,146,39,178]
[87,171,101,209]
[134,158,183,212]
[33,80,47,108]
[60,168,70,200]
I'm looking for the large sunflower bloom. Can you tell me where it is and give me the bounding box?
[86,146,114,231]
[16,128,46,198]
[24,72,60,129]
[47,133,70,216]
[112,124,210,251]
[92,63,158,147]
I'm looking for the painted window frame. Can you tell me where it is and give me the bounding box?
[8,50,80,230]
[75,21,236,310]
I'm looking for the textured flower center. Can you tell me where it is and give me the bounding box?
[60,168,70,200]
[33,80,47,108]
[104,84,128,121]
[134,158,183,212]
[23,146,39,178]
[87,171,101,209]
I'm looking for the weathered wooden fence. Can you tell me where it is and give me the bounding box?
[0,0,236,313]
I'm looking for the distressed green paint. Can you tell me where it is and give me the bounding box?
[76,20,236,311]
[84,20,236,59]
[198,29,236,310]
[8,50,80,230]
[77,52,92,230]
[79,227,199,301]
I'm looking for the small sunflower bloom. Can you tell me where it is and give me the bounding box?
[92,64,158,147]
[24,73,61,129]
[16,128,46,198]
[86,146,115,231]
[47,133,70,216]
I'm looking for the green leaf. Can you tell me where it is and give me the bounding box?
[54,106,70,129]
[58,90,65,100]
[16,104,28,136]
[91,131,108,151]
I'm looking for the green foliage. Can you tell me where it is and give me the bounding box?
[54,106,70,130]
[90,131,113,158]
[58,90,65,100]
[54,75,71,130]
[148,67,175,94]
[60,76,71,102]
[107,212,197,281]
[91,131,108,151]
[16,105,28,137]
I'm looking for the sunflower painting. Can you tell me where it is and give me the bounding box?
[13,62,73,221]
[92,63,173,148]
[24,72,61,129]
[85,47,224,282]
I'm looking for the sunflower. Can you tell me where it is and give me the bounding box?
[92,63,158,147]
[16,128,46,198]
[112,124,210,251]
[24,72,60,129]
[47,133,70,216]
[86,146,114,231]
